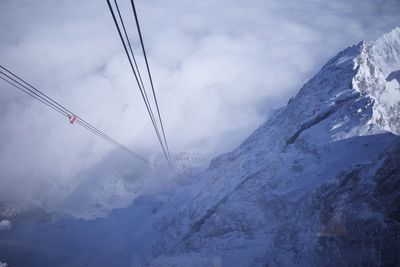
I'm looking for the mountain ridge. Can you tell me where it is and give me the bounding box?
[148,27,400,266]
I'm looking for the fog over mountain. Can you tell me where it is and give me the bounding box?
[1,25,400,266]
[0,0,400,208]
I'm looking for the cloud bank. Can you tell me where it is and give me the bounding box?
[0,0,399,206]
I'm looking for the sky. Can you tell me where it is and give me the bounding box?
[0,0,399,207]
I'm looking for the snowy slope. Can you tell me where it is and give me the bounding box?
[1,28,400,267]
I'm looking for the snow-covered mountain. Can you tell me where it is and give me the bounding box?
[148,27,400,266]
[1,28,400,267]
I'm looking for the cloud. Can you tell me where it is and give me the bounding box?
[0,220,11,231]
[0,0,399,207]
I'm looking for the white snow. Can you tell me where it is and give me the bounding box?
[353,27,400,135]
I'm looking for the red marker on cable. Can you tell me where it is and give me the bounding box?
[68,114,77,124]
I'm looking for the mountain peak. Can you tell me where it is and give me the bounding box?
[353,27,400,135]
[371,26,400,60]
[213,28,400,173]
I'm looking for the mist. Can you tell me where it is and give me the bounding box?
[0,0,399,209]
